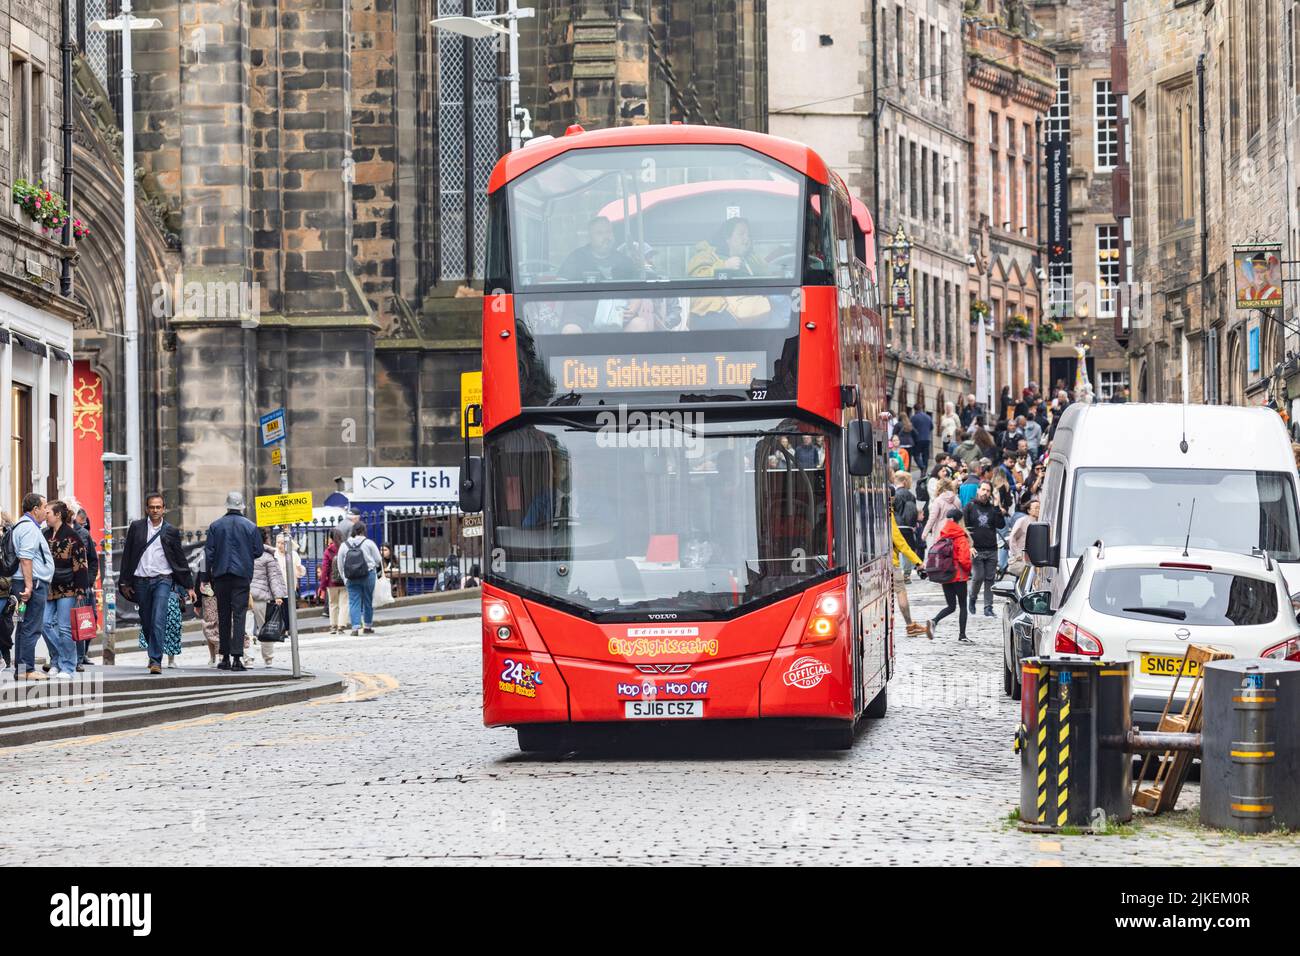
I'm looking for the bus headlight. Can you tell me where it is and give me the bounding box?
[803,588,847,646]
[484,598,524,648]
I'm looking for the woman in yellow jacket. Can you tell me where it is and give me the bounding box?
[891,510,928,637]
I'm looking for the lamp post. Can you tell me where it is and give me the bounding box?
[430,2,534,151]
[91,3,161,524]
[100,451,132,664]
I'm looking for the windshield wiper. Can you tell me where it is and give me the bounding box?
[1121,606,1187,620]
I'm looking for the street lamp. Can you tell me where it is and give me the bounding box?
[91,2,161,524]
[100,451,132,663]
[431,2,535,151]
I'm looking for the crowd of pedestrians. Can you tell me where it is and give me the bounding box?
[889,380,1083,643]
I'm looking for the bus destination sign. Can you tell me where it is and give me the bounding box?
[550,351,768,393]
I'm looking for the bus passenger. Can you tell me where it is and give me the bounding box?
[687,218,772,329]
[559,216,638,282]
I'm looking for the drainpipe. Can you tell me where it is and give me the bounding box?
[59,0,75,296]
[1197,53,1210,401]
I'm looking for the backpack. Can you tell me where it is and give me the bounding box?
[892,489,918,529]
[923,535,957,584]
[0,522,19,577]
[329,547,345,586]
[342,541,370,581]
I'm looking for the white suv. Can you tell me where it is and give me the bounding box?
[1018,543,1300,729]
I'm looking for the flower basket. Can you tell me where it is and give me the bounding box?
[13,180,69,235]
[969,299,990,325]
[1036,320,1064,345]
[1006,313,1032,339]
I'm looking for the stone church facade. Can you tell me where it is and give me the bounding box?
[65,0,768,528]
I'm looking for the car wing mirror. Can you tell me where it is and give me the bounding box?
[1018,590,1053,616]
[1025,521,1057,567]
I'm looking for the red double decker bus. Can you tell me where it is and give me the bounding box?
[460,124,894,750]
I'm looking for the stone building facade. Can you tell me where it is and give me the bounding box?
[1031,0,1131,400]
[964,4,1055,412]
[876,0,971,418]
[65,0,769,529]
[1126,0,1300,413]
[0,0,84,519]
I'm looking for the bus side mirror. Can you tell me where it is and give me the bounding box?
[1025,522,1056,567]
[460,456,484,514]
[847,420,874,476]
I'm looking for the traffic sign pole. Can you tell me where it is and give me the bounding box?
[278,443,299,676]
[285,520,300,679]
[258,408,299,677]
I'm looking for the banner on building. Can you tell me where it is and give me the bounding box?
[1233,243,1284,310]
[71,361,105,542]
[1046,140,1070,265]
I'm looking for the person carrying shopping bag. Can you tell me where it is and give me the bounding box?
[250,527,288,667]
[42,501,88,678]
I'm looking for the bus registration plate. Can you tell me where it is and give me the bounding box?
[625,700,704,719]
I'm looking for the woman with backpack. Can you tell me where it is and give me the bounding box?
[923,508,973,643]
[320,527,351,635]
[338,522,382,636]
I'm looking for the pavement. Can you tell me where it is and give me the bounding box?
[0,578,1297,865]
[102,588,481,658]
[0,665,346,747]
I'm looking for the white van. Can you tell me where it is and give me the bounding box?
[1027,403,1300,586]
[1023,402,1300,724]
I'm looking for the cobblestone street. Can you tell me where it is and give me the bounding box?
[2,581,1296,866]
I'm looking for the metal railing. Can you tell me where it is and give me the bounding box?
[96,504,484,614]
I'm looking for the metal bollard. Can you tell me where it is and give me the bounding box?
[1016,657,1133,830]
[1201,659,1300,834]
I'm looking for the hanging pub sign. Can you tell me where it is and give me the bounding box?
[889,227,912,320]
[1046,139,1070,265]
[1233,243,1284,310]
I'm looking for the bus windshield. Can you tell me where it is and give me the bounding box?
[507,145,809,289]
[1068,468,1300,561]
[486,416,834,616]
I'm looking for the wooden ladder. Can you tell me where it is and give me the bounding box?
[1133,644,1233,814]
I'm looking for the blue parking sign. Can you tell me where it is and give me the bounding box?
[260,408,286,446]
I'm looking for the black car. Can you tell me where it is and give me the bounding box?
[993,566,1050,700]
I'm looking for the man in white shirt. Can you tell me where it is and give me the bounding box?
[120,493,195,674]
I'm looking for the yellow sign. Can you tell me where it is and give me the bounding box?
[254,491,313,527]
[461,370,483,438]
[271,447,283,466]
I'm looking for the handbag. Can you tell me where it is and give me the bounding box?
[71,604,97,642]
[257,602,287,642]
[373,574,395,609]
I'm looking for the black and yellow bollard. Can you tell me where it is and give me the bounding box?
[1017,657,1133,831]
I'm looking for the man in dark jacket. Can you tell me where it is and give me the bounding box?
[204,491,263,671]
[964,482,1006,617]
[120,492,196,674]
[910,406,934,474]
